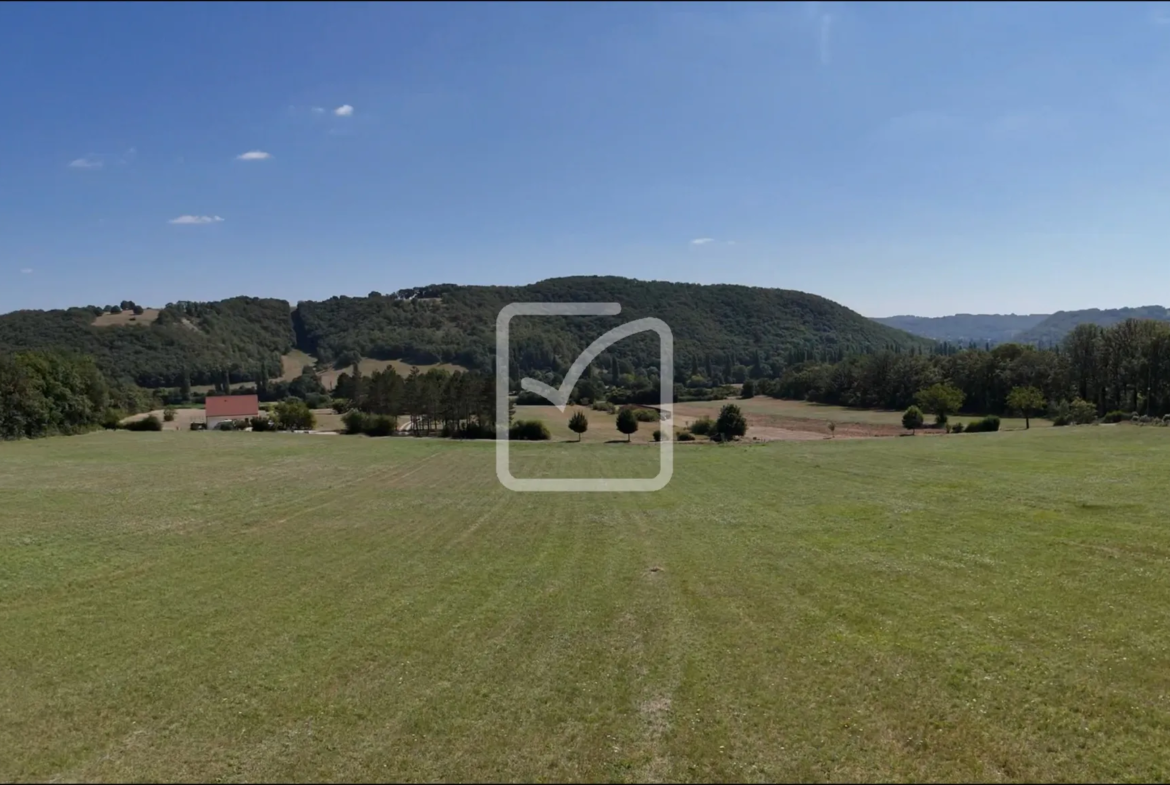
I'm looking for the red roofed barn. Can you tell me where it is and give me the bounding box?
[204,395,260,430]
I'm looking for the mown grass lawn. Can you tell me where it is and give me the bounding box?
[2,427,1170,781]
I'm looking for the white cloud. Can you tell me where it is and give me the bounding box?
[691,238,716,245]
[236,150,272,160]
[334,104,354,117]
[311,106,325,114]
[69,157,103,169]
[20,268,33,274]
[168,215,224,225]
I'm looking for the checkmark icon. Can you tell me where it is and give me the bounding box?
[495,302,675,492]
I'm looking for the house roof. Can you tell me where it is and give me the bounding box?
[205,394,260,419]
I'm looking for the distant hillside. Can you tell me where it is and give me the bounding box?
[0,298,294,387]
[871,313,1049,346]
[1015,306,1170,346]
[0,277,932,387]
[295,276,934,377]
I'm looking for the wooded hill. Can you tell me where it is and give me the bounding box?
[0,276,932,387]
[0,297,295,388]
[1015,306,1170,347]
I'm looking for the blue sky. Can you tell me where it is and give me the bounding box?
[3,1,1170,318]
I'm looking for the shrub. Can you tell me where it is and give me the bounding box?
[162,407,176,422]
[1069,398,1098,425]
[740,379,755,399]
[216,420,236,431]
[1104,410,1130,424]
[950,422,965,434]
[690,416,715,436]
[101,409,123,430]
[331,398,351,414]
[653,429,662,442]
[509,419,551,441]
[275,398,316,431]
[902,406,925,431]
[342,410,367,435]
[304,392,331,410]
[633,408,659,423]
[363,415,396,437]
[677,430,696,441]
[591,400,616,414]
[125,415,163,432]
[965,416,1000,433]
[715,403,748,441]
[459,421,495,439]
[249,416,274,432]
[1049,400,1072,426]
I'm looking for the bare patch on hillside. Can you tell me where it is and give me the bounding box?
[92,309,160,327]
[317,357,467,391]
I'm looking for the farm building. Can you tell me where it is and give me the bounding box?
[204,394,260,430]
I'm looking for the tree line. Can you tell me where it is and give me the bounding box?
[0,349,154,440]
[757,318,1170,418]
[333,365,509,438]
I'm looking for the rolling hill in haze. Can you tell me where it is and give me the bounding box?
[1014,306,1170,346]
[870,313,1050,346]
[0,276,932,388]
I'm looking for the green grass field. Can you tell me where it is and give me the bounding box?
[3,428,1170,781]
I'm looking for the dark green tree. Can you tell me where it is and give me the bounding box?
[616,407,638,442]
[715,403,748,441]
[568,410,589,441]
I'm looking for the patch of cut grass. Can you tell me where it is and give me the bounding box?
[2,427,1170,780]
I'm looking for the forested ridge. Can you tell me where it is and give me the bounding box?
[295,276,934,376]
[1015,306,1170,347]
[0,297,294,387]
[2,277,931,387]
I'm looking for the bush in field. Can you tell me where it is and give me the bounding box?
[125,415,163,432]
[591,400,616,413]
[101,409,123,430]
[1103,410,1130,424]
[342,410,367,435]
[249,416,274,432]
[950,422,965,434]
[653,429,662,442]
[632,408,658,423]
[275,399,316,431]
[677,430,695,441]
[363,415,396,437]
[965,415,1000,433]
[509,419,551,441]
[1069,398,1098,425]
[162,407,176,422]
[568,410,589,441]
[902,405,924,432]
[715,403,748,441]
[1049,400,1072,426]
[690,416,715,437]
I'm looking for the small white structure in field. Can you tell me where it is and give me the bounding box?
[204,394,260,430]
